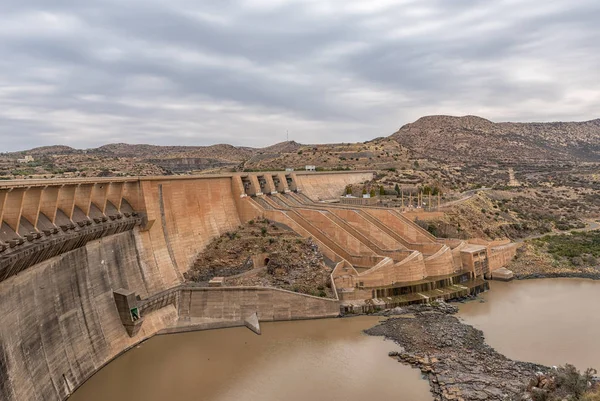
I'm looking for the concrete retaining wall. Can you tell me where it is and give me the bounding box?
[179,287,340,323]
[488,243,520,271]
[294,172,374,201]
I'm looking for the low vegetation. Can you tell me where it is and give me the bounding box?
[525,364,599,401]
[507,232,600,278]
[533,231,600,265]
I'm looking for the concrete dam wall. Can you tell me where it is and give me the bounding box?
[0,231,179,401]
[0,172,371,401]
[0,171,517,400]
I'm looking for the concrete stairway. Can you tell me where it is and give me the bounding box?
[275,195,429,265]
[260,195,284,210]
[389,209,438,242]
[288,191,314,205]
[364,209,437,245]
[329,208,408,251]
[300,208,405,258]
[282,194,427,250]
[296,208,381,256]
[355,209,414,248]
[275,194,431,250]
[281,193,305,207]
[252,196,275,210]
[291,190,439,245]
[275,209,384,268]
[284,210,357,262]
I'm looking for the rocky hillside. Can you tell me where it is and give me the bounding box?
[186,218,334,297]
[2,142,257,177]
[242,138,412,172]
[391,115,600,163]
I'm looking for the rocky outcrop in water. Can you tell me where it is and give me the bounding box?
[366,302,548,401]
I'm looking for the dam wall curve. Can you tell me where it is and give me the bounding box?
[0,173,367,401]
[0,231,179,401]
[0,171,518,400]
[136,177,242,277]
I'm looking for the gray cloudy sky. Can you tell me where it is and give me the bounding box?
[1,0,599,151]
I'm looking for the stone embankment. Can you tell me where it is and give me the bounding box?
[366,302,548,401]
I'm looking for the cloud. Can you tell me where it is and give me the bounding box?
[0,0,598,151]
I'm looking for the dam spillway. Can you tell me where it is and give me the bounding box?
[0,171,517,401]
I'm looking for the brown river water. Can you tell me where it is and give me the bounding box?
[71,278,600,401]
[458,278,600,370]
[70,316,432,401]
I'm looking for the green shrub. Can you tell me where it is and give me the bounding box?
[536,231,600,260]
[554,364,596,399]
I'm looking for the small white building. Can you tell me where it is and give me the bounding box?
[285,168,294,172]
[305,165,316,171]
[17,155,34,163]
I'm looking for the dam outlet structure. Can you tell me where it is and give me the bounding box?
[0,171,518,401]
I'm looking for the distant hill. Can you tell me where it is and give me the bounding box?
[390,115,600,163]
[88,143,256,172]
[259,141,303,154]
[5,115,598,179]
[93,143,255,160]
[8,145,77,156]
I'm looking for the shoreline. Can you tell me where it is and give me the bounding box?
[514,271,600,280]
